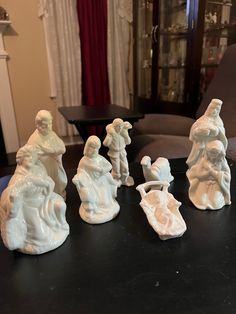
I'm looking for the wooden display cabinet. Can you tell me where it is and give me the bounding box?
[133,0,236,116]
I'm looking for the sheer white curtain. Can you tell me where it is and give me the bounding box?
[107,0,133,109]
[38,0,81,136]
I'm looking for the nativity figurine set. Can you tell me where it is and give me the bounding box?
[0,98,232,254]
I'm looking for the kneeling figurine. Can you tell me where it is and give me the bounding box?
[73,136,120,224]
[136,181,186,240]
[187,140,231,210]
[0,145,69,255]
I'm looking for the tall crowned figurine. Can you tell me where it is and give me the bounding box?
[186,98,231,210]
[27,110,67,198]
[0,145,69,255]
[103,118,134,187]
[72,136,120,224]
[187,140,231,210]
[186,99,227,169]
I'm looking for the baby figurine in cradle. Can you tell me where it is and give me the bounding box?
[136,181,186,240]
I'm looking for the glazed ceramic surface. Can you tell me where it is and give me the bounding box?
[186,98,231,210]
[73,136,120,224]
[187,140,231,210]
[186,99,227,169]
[103,118,134,187]
[141,156,174,186]
[0,145,69,255]
[136,181,186,240]
[27,110,67,198]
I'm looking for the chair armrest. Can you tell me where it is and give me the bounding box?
[132,114,195,137]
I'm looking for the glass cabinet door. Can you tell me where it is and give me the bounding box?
[136,0,154,99]
[157,0,190,103]
[200,0,236,100]
[134,0,236,114]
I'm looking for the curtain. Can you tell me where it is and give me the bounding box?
[77,0,110,108]
[38,0,82,136]
[107,0,133,109]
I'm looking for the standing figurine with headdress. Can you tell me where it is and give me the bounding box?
[27,110,67,198]
[186,99,227,169]
[103,118,134,187]
[186,98,231,210]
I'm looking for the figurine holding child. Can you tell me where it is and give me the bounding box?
[0,145,69,255]
[73,136,120,224]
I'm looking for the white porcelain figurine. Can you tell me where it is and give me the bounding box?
[186,99,227,169]
[103,118,134,187]
[141,156,174,185]
[72,136,120,224]
[187,140,231,210]
[212,12,217,24]
[27,110,67,198]
[136,181,187,240]
[0,145,69,255]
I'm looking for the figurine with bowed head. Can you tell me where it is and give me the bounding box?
[72,135,120,224]
[0,145,69,255]
[103,118,134,187]
[186,98,227,169]
[27,110,67,198]
[136,181,186,240]
[141,156,174,185]
[187,140,231,210]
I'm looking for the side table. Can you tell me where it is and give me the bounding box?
[58,104,144,141]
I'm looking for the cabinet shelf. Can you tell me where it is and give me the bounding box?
[159,30,188,36]
[201,63,219,68]
[208,1,232,6]
[204,33,230,38]
[205,23,236,33]
[158,65,186,69]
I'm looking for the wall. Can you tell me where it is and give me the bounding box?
[1,0,56,146]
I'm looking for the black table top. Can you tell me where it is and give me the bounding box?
[1,159,236,314]
[58,104,144,125]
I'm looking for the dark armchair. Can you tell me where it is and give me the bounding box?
[131,44,236,162]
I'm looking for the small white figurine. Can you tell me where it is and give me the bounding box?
[212,12,217,24]
[205,12,211,24]
[72,136,120,224]
[27,110,67,198]
[103,118,134,187]
[208,12,214,24]
[186,99,227,169]
[141,156,174,185]
[0,145,69,255]
[136,181,187,240]
[187,140,231,210]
